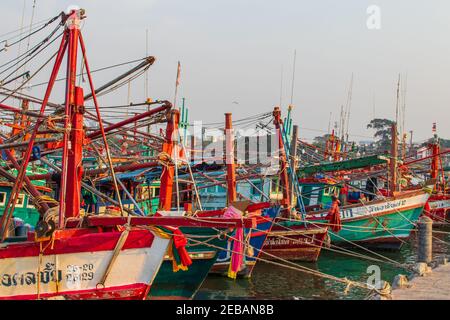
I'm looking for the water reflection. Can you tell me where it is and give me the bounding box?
[196,227,450,300]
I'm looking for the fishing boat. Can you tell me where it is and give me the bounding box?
[208,202,280,277]
[189,107,328,263]
[0,8,255,300]
[298,124,431,250]
[427,194,450,224]
[262,218,328,262]
[306,187,430,250]
[257,107,328,262]
[422,140,450,224]
[151,112,279,286]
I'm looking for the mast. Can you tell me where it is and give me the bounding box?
[279,65,283,107]
[158,109,179,210]
[290,125,299,206]
[344,73,353,146]
[395,74,401,125]
[290,50,296,106]
[390,122,398,194]
[430,138,440,181]
[409,130,413,156]
[273,106,290,208]
[64,86,85,219]
[225,113,237,205]
[59,10,82,222]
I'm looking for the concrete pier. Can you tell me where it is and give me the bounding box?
[392,262,450,300]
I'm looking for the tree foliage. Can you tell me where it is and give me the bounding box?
[367,118,394,152]
[421,137,450,149]
[313,134,332,149]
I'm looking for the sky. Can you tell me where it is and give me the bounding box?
[1,0,449,143]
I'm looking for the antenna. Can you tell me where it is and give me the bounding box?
[290,49,297,105]
[344,73,353,144]
[126,80,131,117]
[339,104,344,139]
[401,72,407,142]
[372,93,376,120]
[328,112,332,134]
[145,28,149,98]
[279,65,283,106]
[145,28,150,135]
[395,73,401,125]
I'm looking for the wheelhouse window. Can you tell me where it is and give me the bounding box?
[15,194,25,208]
[153,187,160,197]
[26,197,35,209]
[251,182,263,195]
[0,192,6,206]
[270,178,279,193]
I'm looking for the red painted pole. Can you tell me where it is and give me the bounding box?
[158,109,180,210]
[0,102,42,118]
[225,113,237,205]
[64,87,85,218]
[87,103,171,139]
[273,106,291,208]
[402,149,450,166]
[59,10,81,224]
[430,142,440,180]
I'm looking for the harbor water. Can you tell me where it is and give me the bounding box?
[195,227,450,300]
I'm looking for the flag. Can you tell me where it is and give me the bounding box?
[175,61,181,86]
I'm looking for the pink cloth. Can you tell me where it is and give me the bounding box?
[223,206,244,279]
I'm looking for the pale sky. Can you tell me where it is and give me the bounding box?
[1,0,449,143]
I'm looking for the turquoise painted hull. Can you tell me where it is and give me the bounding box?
[149,255,218,299]
[148,226,227,299]
[328,206,424,249]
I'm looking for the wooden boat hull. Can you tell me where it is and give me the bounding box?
[261,222,328,262]
[0,228,169,300]
[209,206,279,278]
[309,191,429,250]
[148,226,227,300]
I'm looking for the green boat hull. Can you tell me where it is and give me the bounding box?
[328,206,424,250]
[148,226,227,300]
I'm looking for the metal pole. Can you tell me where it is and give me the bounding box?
[390,123,398,194]
[59,10,81,225]
[273,106,291,208]
[225,113,237,205]
[290,125,299,206]
[158,110,180,210]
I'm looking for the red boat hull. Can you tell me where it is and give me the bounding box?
[0,228,170,300]
[425,195,450,225]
